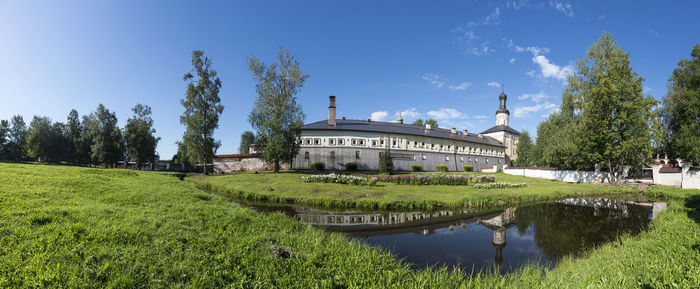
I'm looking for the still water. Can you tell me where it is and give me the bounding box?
[236,197,666,273]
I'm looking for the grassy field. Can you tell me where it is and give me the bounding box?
[1,163,698,288]
[189,171,637,209]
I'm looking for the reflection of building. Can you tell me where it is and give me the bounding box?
[556,198,667,220]
[479,208,517,264]
[294,209,475,229]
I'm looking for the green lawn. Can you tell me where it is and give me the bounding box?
[1,163,698,288]
[189,171,636,209]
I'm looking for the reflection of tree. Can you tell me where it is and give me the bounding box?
[513,203,651,260]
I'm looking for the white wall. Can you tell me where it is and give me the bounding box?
[504,168,611,183]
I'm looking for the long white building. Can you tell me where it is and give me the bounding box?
[293,94,520,171]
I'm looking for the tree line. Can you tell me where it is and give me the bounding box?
[515,32,699,182]
[0,104,160,168]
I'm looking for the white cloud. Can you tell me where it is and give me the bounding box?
[509,58,516,64]
[513,102,557,118]
[649,30,659,37]
[526,70,536,77]
[643,86,653,93]
[507,0,529,10]
[454,8,501,56]
[427,108,467,120]
[426,108,474,128]
[473,115,488,119]
[421,73,444,88]
[487,81,501,88]
[598,15,605,21]
[549,1,573,17]
[394,108,422,120]
[532,55,573,82]
[448,82,472,91]
[518,92,549,103]
[370,111,389,121]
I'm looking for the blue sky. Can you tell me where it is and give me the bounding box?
[1,1,698,159]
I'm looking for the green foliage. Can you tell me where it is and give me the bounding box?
[238,131,255,154]
[7,115,26,161]
[66,109,84,163]
[26,116,53,162]
[411,164,423,172]
[248,47,308,172]
[463,165,474,172]
[181,50,224,174]
[311,161,325,171]
[436,164,448,172]
[412,118,439,128]
[514,131,535,167]
[474,182,526,189]
[0,120,9,160]
[124,104,160,166]
[374,174,471,186]
[661,44,700,164]
[378,150,393,174]
[345,161,358,172]
[86,104,124,167]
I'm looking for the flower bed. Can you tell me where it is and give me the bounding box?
[301,173,377,186]
[473,182,526,189]
[372,174,472,186]
[475,175,496,183]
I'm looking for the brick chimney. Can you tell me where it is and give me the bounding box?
[328,96,336,128]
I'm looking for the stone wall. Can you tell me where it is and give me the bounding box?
[293,147,504,172]
[213,154,289,173]
[650,163,700,189]
[503,167,612,183]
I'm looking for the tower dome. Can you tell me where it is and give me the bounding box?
[496,91,510,126]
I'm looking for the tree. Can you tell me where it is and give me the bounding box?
[514,130,534,167]
[49,122,70,162]
[661,44,700,164]
[26,116,53,162]
[0,120,9,160]
[125,104,160,168]
[88,104,124,167]
[238,131,255,154]
[573,32,655,183]
[180,50,224,174]
[66,109,83,164]
[8,115,27,161]
[411,118,438,128]
[379,149,393,174]
[248,47,308,172]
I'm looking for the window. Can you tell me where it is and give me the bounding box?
[359,140,365,146]
[352,139,357,145]
[329,139,335,145]
[475,158,479,162]
[330,151,335,158]
[304,151,309,159]
[460,157,464,162]
[498,159,501,164]
[445,155,449,161]
[314,138,321,145]
[468,157,472,162]
[355,151,360,159]
[338,138,344,145]
[422,154,427,160]
[372,140,377,146]
[305,139,311,145]
[485,158,489,163]
[392,140,397,146]
[380,140,384,145]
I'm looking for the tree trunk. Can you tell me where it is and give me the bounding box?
[274,160,280,173]
[203,153,208,175]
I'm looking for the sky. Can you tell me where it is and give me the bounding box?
[1,0,698,159]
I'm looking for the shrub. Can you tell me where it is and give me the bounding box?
[311,162,325,171]
[475,175,496,183]
[411,164,423,172]
[436,164,448,172]
[345,162,358,172]
[473,182,526,189]
[463,165,474,172]
[379,150,393,174]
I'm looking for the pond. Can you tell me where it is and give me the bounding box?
[232,197,666,274]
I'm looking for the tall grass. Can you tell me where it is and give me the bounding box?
[1,163,698,288]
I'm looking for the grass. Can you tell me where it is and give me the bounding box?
[189,171,638,210]
[1,162,698,288]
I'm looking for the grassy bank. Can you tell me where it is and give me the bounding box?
[1,163,698,288]
[189,171,636,209]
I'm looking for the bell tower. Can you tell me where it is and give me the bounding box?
[496,91,510,126]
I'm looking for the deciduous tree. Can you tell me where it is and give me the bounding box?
[125,104,160,167]
[88,104,124,167]
[180,50,224,174]
[26,116,53,162]
[8,115,26,161]
[514,130,534,167]
[661,44,700,164]
[248,47,308,172]
[238,131,255,154]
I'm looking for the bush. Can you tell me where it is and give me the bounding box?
[463,165,474,172]
[373,174,469,185]
[345,162,358,172]
[473,182,526,189]
[311,162,325,171]
[379,150,393,174]
[411,164,423,172]
[436,164,448,172]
